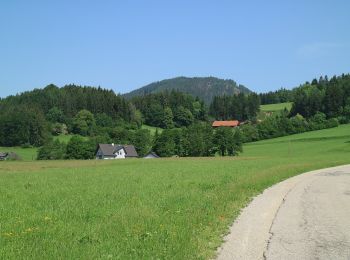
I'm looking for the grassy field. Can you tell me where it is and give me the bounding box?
[53,134,89,143]
[1,124,350,259]
[0,146,37,161]
[260,102,293,112]
[53,134,74,143]
[141,124,163,135]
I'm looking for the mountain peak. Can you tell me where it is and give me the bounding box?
[123,76,251,104]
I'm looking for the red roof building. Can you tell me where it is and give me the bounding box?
[212,120,240,128]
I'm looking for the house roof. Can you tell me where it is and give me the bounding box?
[98,144,116,157]
[144,152,160,158]
[97,144,138,157]
[123,145,138,157]
[212,120,240,127]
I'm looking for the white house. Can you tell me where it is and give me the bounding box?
[95,144,138,159]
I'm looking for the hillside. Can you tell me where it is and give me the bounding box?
[123,76,251,104]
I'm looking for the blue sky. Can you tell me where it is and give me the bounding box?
[1,0,349,97]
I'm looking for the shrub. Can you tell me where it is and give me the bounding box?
[37,140,66,160]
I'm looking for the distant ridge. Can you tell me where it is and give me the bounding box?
[123,76,251,104]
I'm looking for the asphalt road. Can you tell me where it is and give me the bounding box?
[216,165,350,260]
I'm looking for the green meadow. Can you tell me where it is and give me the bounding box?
[258,102,293,120]
[1,124,350,259]
[0,146,37,161]
[260,102,293,112]
[141,124,163,135]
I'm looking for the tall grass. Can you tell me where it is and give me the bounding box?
[1,124,350,259]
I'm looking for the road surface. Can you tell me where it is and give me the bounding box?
[216,165,350,260]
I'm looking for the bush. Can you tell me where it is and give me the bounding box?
[51,123,68,136]
[65,136,95,160]
[37,140,66,160]
[326,118,339,128]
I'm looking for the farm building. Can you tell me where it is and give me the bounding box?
[212,120,240,128]
[96,144,138,159]
[143,152,160,159]
[0,152,8,160]
[0,152,21,161]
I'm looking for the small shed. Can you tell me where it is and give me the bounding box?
[0,152,8,160]
[143,152,160,159]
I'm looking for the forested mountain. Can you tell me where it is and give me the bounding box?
[123,76,251,104]
[0,84,136,122]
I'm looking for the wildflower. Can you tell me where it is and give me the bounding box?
[25,228,33,232]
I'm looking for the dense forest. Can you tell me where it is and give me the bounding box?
[0,84,138,122]
[259,88,293,105]
[131,90,207,128]
[123,76,251,104]
[0,73,349,159]
[209,93,260,121]
[290,74,350,121]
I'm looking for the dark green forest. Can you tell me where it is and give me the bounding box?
[0,73,349,159]
[123,76,251,104]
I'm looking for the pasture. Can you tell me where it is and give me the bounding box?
[141,124,163,135]
[1,124,350,259]
[260,102,293,112]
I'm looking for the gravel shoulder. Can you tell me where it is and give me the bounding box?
[216,165,350,260]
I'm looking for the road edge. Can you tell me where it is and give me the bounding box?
[215,164,350,260]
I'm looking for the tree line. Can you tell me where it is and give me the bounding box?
[37,122,243,160]
[290,74,350,122]
[209,92,260,121]
[239,111,339,143]
[1,73,349,160]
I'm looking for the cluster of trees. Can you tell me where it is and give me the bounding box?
[153,123,242,157]
[0,84,141,124]
[240,111,339,143]
[209,93,260,121]
[259,88,293,105]
[0,85,143,147]
[131,90,207,128]
[0,106,49,147]
[38,127,153,160]
[37,122,244,160]
[290,74,350,122]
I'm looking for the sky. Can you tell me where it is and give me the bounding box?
[1,0,350,98]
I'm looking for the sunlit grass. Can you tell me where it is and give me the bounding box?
[141,124,163,135]
[0,146,37,161]
[1,124,350,259]
[260,102,293,112]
